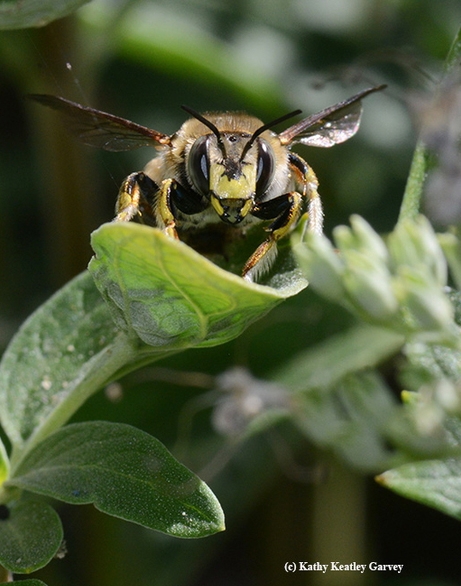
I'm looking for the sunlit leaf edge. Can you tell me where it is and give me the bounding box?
[90,222,305,298]
[89,223,306,348]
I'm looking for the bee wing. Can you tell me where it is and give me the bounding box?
[29,94,172,152]
[279,85,385,148]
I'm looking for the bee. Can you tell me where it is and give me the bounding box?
[30,86,384,281]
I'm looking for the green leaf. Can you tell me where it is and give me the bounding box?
[0,223,302,465]
[377,458,461,521]
[403,337,461,384]
[265,325,404,471]
[89,222,305,348]
[7,421,225,538]
[0,272,137,453]
[272,324,404,392]
[0,500,63,573]
[296,372,397,471]
[0,0,90,30]
[377,395,461,518]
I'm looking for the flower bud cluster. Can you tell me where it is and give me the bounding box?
[295,215,453,334]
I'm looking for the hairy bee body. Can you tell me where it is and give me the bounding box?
[30,86,384,281]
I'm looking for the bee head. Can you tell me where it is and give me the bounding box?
[181,106,301,225]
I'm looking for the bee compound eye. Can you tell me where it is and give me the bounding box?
[256,140,275,196]
[187,135,210,196]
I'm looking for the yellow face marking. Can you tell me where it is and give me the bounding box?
[209,163,257,201]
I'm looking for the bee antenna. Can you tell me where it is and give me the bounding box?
[240,109,302,160]
[181,105,227,157]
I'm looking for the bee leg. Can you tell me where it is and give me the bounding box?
[156,179,209,238]
[243,153,324,281]
[154,178,180,238]
[289,153,323,236]
[114,172,157,223]
[243,191,303,281]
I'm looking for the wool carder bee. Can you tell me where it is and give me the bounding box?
[30,86,384,281]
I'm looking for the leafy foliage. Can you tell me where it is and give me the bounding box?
[291,213,461,516]
[0,219,304,575]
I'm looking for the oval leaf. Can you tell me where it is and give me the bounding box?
[8,421,225,538]
[0,0,90,29]
[89,223,306,348]
[0,500,63,573]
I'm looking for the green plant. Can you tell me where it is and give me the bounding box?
[0,221,307,578]
[2,1,461,584]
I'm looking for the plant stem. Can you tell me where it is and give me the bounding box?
[397,140,428,223]
[445,25,461,73]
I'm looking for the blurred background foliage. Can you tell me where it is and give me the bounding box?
[1,0,461,584]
